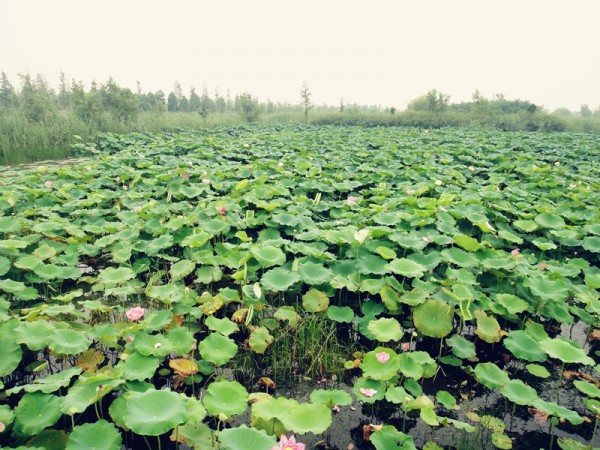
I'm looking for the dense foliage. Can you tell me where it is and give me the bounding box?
[0,125,598,449]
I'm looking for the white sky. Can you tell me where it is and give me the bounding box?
[1,0,599,111]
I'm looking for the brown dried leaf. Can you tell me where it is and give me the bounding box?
[169,358,199,377]
[76,349,105,372]
[259,377,276,391]
[528,407,550,426]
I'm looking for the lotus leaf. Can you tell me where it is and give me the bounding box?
[310,389,353,408]
[14,320,53,351]
[205,315,239,336]
[14,392,62,436]
[370,425,417,450]
[413,299,454,338]
[97,266,135,285]
[302,288,329,312]
[133,333,174,357]
[491,432,512,449]
[326,305,354,323]
[453,234,482,252]
[361,347,400,380]
[60,376,122,414]
[385,385,413,405]
[531,399,583,425]
[367,317,404,342]
[204,380,248,419]
[435,390,457,410]
[385,258,426,278]
[48,329,90,355]
[539,337,594,365]
[250,245,286,268]
[352,377,385,403]
[446,334,476,359]
[495,294,530,315]
[66,420,121,450]
[0,335,22,377]
[420,406,440,426]
[199,333,237,366]
[218,425,277,450]
[441,247,480,267]
[121,352,159,381]
[583,236,600,253]
[274,306,300,326]
[280,402,332,435]
[165,327,197,355]
[123,389,188,435]
[504,330,547,362]
[573,380,600,398]
[525,364,551,378]
[249,326,274,354]
[500,379,539,405]
[298,261,333,285]
[26,429,68,450]
[474,309,502,343]
[169,259,196,280]
[535,213,565,230]
[474,363,509,389]
[261,267,300,292]
[6,367,82,395]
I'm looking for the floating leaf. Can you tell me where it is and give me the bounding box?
[204,380,248,419]
[281,402,332,435]
[218,425,277,450]
[385,258,426,278]
[123,390,187,436]
[474,309,502,343]
[66,419,121,450]
[251,245,286,268]
[474,363,509,389]
[500,379,539,405]
[199,333,237,366]
[261,267,300,292]
[367,317,404,342]
[302,288,329,312]
[14,392,62,436]
[539,337,595,365]
[504,330,547,362]
[169,259,196,281]
[413,300,454,338]
[249,327,274,354]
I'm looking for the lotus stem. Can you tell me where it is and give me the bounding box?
[156,435,162,450]
[590,416,599,448]
[142,435,152,450]
[556,361,565,401]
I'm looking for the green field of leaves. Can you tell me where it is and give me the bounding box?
[0,125,598,449]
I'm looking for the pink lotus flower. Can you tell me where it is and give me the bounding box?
[468,165,475,171]
[202,178,211,184]
[346,195,358,206]
[181,172,190,179]
[125,306,145,321]
[376,352,390,363]
[511,248,520,257]
[406,189,415,195]
[122,185,128,191]
[0,421,5,433]
[359,388,377,398]
[44,180,54,188]
[402,342,411,352]
[271,435,305,450]
[134,206,142,212]
[217,206,227,216]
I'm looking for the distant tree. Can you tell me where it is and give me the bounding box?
[407,89,450,113]
[552,107,573,117]
[178,96,189,112]
[300,81,312,124]
[189,87,201,112]
[19,73,57,123]
[389,107,396,114]
[167,92,178,112]
[237,92,260,122]
[214,89,226,113]
[0,72,18,109]
[579,104,592,117]
[71,79,102,125]
[58,71,70,109]
[200,87,215,113]
[339,97,344,113]
[99,78,138,123]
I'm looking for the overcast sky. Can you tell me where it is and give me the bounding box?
[2,0,599,111]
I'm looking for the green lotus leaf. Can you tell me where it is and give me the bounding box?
[498,229,523,245]
[441,248,480,267]
[0,239,29,250]
[218,425,277,450]
[302,288,329,312]
[398,352,437,379]
[376,246,396,260]
[573,380,600,398]
[435,390,457,410]
[48,329,90,355]
[169,259,196,281]
[583,236,600,253]
[0,216,22,233]
[249,326,274,354]
[531,399,583,424]
[298,261,333,285]
[500,379,539,405]
[532,238,557,251]
[272,212,299,226]
[170,423,214,449]
[380,286,400,310]
[199,333,237,366]
[60,376,123,415]
[205,315,239,336]
[453,234,482,252]
[491,432,512,449]
[0,256,10,276]
[360,277,386,294]
[33,244,57,260]
[400,288,429,306]
[356,253,388,275]
[513,219,538,232]
[370,425,417,450]
[352,377,386,404]
[385,385,413,405]
[474,309,502,343]
[557,437,592,450]
[0,404,15,431]
[474,362,509,389]
[526,364,551,378]
[251,396,298,425]
[181,231,211,248]
[280,402,332,435]
[274,306,300,327]
[504,330,547,362]
[14,392,62,436]
[143,233,174,256]
[535,213,565,230]
[361,347,400,380]
[27,429,68,450]
[195,265,223,283]
[66,419,121,450]
[367,317,404,342]
[584,398,600,415]
[0,335,22,376]
[14,255,43,270]
[123,389,187,435]
[539,337,594,365]
[446,334,476,359]
[420,406,440,426]
[6,367,82,395]
[524,275,569,302]
[310,389,353,408]
[133,333,174,357]
[165,327,197,355]
[97,266,135,285]
[495,294,530,315]
[143,309,173,332]
[385,258,426,278]
[261,267,300,292]
[251,245,286,268]
[413,299,454,338]
[326,305,354,323]
[120,352,159,381]
[0,278,27,293]
[203,219,229,234]
[204,380,248,419]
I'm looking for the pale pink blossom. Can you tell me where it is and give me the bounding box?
[115,176,120,182]
[346,195,358,206]
[217,206,227,216]
[134,206,142,212]
[127,336,135,342]
[554,161,560,166]
[0,421,5,433]
[181,172,190,179]
[332,405,340,413]
[468,165,475,171]
[511,248,520,257]
[122,185,128,191]
[402,342,411,352]
[359,388,377,398]
[202,178,211,184]
[376,352,390,363]
[44,180,54,188]
[271,435,305,450]
[406,189,416,195]
[435,179,443,186]
[125,306,145,321]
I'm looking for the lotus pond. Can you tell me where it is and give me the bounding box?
[0,125,598,450]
